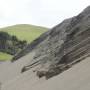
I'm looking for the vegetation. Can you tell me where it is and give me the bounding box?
[0,31,27,55]
[0,52,13,61]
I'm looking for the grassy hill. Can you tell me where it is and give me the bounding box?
[0,24,47,61]
[0,24,47,43]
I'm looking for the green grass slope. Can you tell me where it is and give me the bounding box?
[0,24,47,43]
[0,52,13,61]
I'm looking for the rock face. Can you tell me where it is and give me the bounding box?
[12,31,50,61]
[13,6,90,79]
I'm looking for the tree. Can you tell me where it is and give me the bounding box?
[17,40,27,49]
[12,35,18,42]
[0,31,11,50]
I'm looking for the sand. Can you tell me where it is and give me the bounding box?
[0,55,90,90]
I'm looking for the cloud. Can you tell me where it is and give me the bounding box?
[26,0,90,27]
[0,0,90,27]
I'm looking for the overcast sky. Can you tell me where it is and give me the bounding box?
[0,0,90,28]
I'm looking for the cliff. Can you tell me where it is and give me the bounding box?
[13,6,90,79]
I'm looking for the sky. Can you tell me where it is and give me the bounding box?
[0,0,90,28]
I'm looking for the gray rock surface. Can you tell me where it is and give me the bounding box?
[11,6,90,79]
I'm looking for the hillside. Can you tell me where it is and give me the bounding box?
[0,24,47,43]
[0,24,47,61]
[0,31,28,61]
[0,6,90,90]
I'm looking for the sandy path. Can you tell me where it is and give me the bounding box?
[30,57,90,90]
[0,51,35,84]
[1,57,90,90]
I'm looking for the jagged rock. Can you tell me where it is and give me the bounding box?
[13,6,90,78]
[12,31,49,62]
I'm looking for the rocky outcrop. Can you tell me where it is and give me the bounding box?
[14,6,90,79]
[12,31,50,62]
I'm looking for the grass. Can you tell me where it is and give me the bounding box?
[0,52,13,61]
[0,24,48,43]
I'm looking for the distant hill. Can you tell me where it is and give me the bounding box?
[0,24,47,61]
[0,24,48,43]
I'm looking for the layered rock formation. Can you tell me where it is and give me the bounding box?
[12,6,90,79]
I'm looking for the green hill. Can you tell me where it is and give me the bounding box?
[0,24,47,43]
[0,24,47,61]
